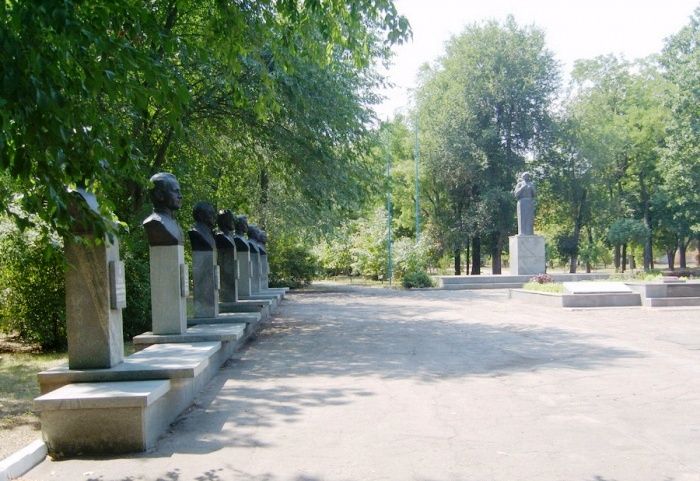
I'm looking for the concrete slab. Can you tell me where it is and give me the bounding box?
[37,342,221,394]
[563,281,632,294]
[35,380,170,410]
[133,323,246,345]
[24,284,700,481]
[35,380,171,456]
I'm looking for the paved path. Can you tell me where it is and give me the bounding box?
[26,284,700,481]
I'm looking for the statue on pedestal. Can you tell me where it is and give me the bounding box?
[143,173,184,246]
[513,172,536,236]
[215,209,236,248]
[233,215,250,251]
[189,202,217,251]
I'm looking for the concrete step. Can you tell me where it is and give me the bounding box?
[444,282,524,290]
[646,296,700,307]
[35,380,171,456]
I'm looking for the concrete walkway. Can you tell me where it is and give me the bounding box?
[25,284,700,481]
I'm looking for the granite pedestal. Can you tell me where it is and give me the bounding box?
[509,235,546,276]
[149,245,188,334]
[64,235,125,370]
[192,250,220,318]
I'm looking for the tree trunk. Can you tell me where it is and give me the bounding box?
[630,251,636,270]
[454,249,461,275]
[679,236,689,269]
[667,249,677,270]
[639,173,653,271]
[465,241,471,276]
[621,244,627,273]
[471,236,481,275]
[491,232,502,275]
[614,245,621,272]
[585,227,593,273]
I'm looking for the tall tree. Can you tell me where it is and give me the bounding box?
[659,7,700,267]
[415,16,558,274]
[0,0,410,236]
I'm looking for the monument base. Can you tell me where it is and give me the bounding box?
[509,235,545,276]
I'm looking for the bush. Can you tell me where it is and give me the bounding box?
[268,236,318,289]
[401,270,433,288]
[120,235,152,339]
[0,229,66,350]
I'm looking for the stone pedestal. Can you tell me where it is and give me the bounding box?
[65,236,125,370]
[237,251,253,297]
[149,245,188,335]
[250,251,261,294]
[509,235,545,276]
[260,253,269,289]
[192,250,220,318]
[217,246,238,303]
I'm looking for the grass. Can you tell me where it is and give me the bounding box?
[522,281,564,294]
[0,351,66,430]
[0,338,137,432]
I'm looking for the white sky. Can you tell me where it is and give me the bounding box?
[375,0,699,119]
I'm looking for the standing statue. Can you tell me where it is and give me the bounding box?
[188,201,217,250]
[142,172,184,245]
[513,172,536,236]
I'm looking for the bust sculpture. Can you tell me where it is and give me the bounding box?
[215,209,236,249]
[258,229,268,255]
[142,173,184,246]
[233,215,250,252]
[513,172,536,236]
[188,201,217,251]
[246,223,260,253]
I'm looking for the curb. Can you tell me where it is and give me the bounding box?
[0,440,46,481]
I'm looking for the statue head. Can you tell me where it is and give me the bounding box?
[247,224,259,242]
[217,209,235,233]
[192,201,216,230]
[234,215,248,236]
[149,173,182,213]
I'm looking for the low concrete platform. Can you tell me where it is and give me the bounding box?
[219,300,272,319]
[241,292,282,308]
[35,380,171,457]
[439,273,609,290]
[509,289,642,308]
[627,281,700,307]
[133,324,247,361]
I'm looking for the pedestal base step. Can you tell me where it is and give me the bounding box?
[645,296,700,307]
[35,380,171,457]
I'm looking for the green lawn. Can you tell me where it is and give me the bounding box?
[0,351,66,430]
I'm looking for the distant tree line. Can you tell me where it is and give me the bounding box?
[334,11,700,278]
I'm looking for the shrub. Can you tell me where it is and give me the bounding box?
[120,235,152,339]
[0,229,66,350]
[401,270,433,288]
[268,236,318,289]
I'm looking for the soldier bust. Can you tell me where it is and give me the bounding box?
[142,173,184,246]
[233,215,250,252]
[215,209,236,250]
[188,201,217,251]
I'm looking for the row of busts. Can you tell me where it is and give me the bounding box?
[141,172,267,252]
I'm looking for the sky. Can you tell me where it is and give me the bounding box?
[375,0,699,119]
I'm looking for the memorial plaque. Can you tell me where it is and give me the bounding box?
[180,263,190,297]
[109,260,127,310]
